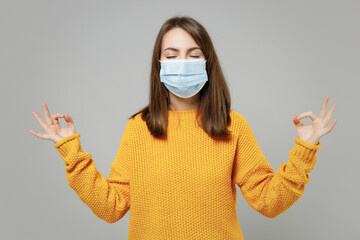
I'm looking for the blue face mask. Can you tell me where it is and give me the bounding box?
[159,58,208,98]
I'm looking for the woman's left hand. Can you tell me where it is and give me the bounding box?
[293,96,338,145]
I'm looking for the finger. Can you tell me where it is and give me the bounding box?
[324,103,338,125]
[29,129,48,140]
[293,115,303,127]
[42,102,54,125]
[32,111,49,131]
[64,113,74,128]
[296,111,318,121]
[324,118,338,135]
[52,113,64,125]
[319,96,330,118]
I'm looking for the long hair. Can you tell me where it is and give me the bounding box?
[130,15,232,140]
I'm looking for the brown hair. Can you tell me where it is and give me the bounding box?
[130,15,232,141]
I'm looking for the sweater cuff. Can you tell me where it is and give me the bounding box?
[54,133,84,160]
[295,136,321,151]
[289,136,321,171]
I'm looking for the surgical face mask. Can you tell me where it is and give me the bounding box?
[159,58,208,98]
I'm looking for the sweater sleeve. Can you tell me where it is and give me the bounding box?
[54,118,134,223]
[232,114,321,219]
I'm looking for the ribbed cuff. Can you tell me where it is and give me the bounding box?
[54,133,83,160]
[289,137,321,171]
[295,136,321,151]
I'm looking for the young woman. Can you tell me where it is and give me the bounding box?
[30,16,338,239]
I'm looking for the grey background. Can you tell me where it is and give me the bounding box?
[1,0,358,239]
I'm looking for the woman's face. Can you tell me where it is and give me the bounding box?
[160,28,205,61]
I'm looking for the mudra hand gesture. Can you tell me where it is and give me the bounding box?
[293,96,338,145]
[30,102,77,144]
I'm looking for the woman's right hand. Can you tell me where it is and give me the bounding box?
[30,102,77,144]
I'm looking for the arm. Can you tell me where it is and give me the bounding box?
[232,114,321,218]
[54,119,134,223]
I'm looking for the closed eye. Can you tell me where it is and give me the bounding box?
[167,56,200,59]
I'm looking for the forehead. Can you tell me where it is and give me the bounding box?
[162,28,199,50]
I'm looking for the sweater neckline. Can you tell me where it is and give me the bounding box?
[168,107,200,120]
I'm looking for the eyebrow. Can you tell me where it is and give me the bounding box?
[163,47,201,52]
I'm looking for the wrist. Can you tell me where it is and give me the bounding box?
[303,135,320,145]
[53,136,64,144]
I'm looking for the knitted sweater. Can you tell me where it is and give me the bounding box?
[54,108,321,239]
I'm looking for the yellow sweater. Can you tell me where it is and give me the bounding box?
[54,108,321,239]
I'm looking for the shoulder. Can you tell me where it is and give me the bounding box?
[120,113,145,144]
[130,111,142,122]
[126,112,144,130]
[125,111,150,136]
[229,109,253,134]
[229,109,248,124]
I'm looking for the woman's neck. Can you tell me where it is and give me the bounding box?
[169,92,200,111]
